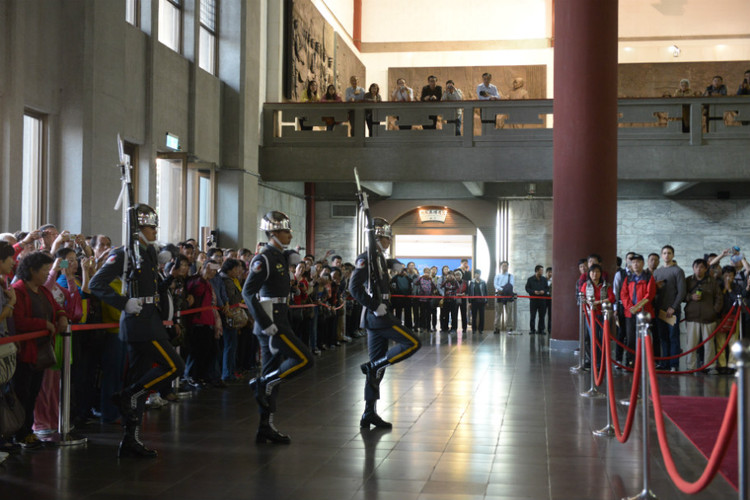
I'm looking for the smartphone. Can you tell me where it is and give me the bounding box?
[59,260,69,269]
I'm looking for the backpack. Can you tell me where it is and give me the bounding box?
[418,277,433,296]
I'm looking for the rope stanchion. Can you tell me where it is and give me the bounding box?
[593,303,616,438]
[732,339,750,500]
[39,324,87,447]
[571,292,585,374]
[645,337,738,495]
[627,311,658,500]
[581,303,604,399]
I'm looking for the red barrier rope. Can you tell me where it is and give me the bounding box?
[0,329,49,346]
[663,308,740,375]
[605,305,738,363]
[390,294,551,300]
[605,332,641,443]
[655,305,738,362]
[645,338,739,494]
[584,304,606,387]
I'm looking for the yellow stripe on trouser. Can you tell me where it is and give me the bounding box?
[387,325,419,363]
[278,334,309,379]
[143,340,178,389]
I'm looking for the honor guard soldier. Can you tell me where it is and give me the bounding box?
[89,204,185,458]
[349,217,421,428]
[243,211,313,444]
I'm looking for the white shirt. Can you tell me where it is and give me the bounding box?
[477,83,500,100]
[392,86,414,102]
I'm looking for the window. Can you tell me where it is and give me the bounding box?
[198,0,217,74]
[158,0,182,53]
[156,155,214,244]
[125,0,140,27]
[22,113,46,231]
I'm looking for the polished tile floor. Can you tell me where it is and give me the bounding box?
[0,329,738,500]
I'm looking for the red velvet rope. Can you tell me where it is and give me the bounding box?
[584,304,606,387]
[645,338,739,494]
[605,332,641,444]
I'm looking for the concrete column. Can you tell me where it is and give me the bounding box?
[551,0,618,347]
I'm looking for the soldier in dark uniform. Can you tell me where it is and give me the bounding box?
[89,204,185,458]
[243,211,313,444]
[349,217,421,428]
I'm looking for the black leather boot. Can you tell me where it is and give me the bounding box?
[256,413,291,444]
[248,371,281,410]
[360,357,389,392]
[117,422,158,458]
[112,385,145,421]
[360,401,392,429]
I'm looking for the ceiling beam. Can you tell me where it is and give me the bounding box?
[463,181,485,197]
[361,181,393,197]
[663,181,698,196]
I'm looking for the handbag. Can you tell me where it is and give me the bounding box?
[0,340,17,385]
[0,385,25,438]
[32,337,57,371]
[225,306,249,329]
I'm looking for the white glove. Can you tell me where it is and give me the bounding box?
[125,298,143,314]
[374,303,388,317]
[262,323,279,336]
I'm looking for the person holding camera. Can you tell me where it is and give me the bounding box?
[391,78,413,102]
[442,80,463,135]
[476,72,501,101]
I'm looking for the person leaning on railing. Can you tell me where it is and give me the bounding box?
[363,83,382,136]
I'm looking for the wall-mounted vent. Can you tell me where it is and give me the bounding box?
[331,202,357,218]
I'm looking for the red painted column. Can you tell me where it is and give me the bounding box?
[551,1,618,343]
[353,0,362,51]
[305,182,315,256]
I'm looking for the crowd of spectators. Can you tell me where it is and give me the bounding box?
[293,70,750,134]
[578,246,750,374]
[0,227,382,456]
[2,220,747,460]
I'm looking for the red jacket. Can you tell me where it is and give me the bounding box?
[620,272,656,318]
[12,280,67,364]
[580,280,616,315]
[187,276,216,326]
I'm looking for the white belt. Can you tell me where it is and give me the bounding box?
[140,296,159,304]
[260,297,288,304]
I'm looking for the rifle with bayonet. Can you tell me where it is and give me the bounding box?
[113,134,141,298]
[354,167,386,302]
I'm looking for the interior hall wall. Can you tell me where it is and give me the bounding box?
[286,0,365,100]
[256,183,307,250]
[313,201,357,263]
[618,60,750,97]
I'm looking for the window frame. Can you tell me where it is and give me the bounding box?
[158,0,184,54]
[125,0,141,27]
[21,110,48,232]
[198,0,219,75]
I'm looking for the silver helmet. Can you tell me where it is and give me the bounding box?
[373,217,392,238]
[260,211,292,232]
[135,204,159,228]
